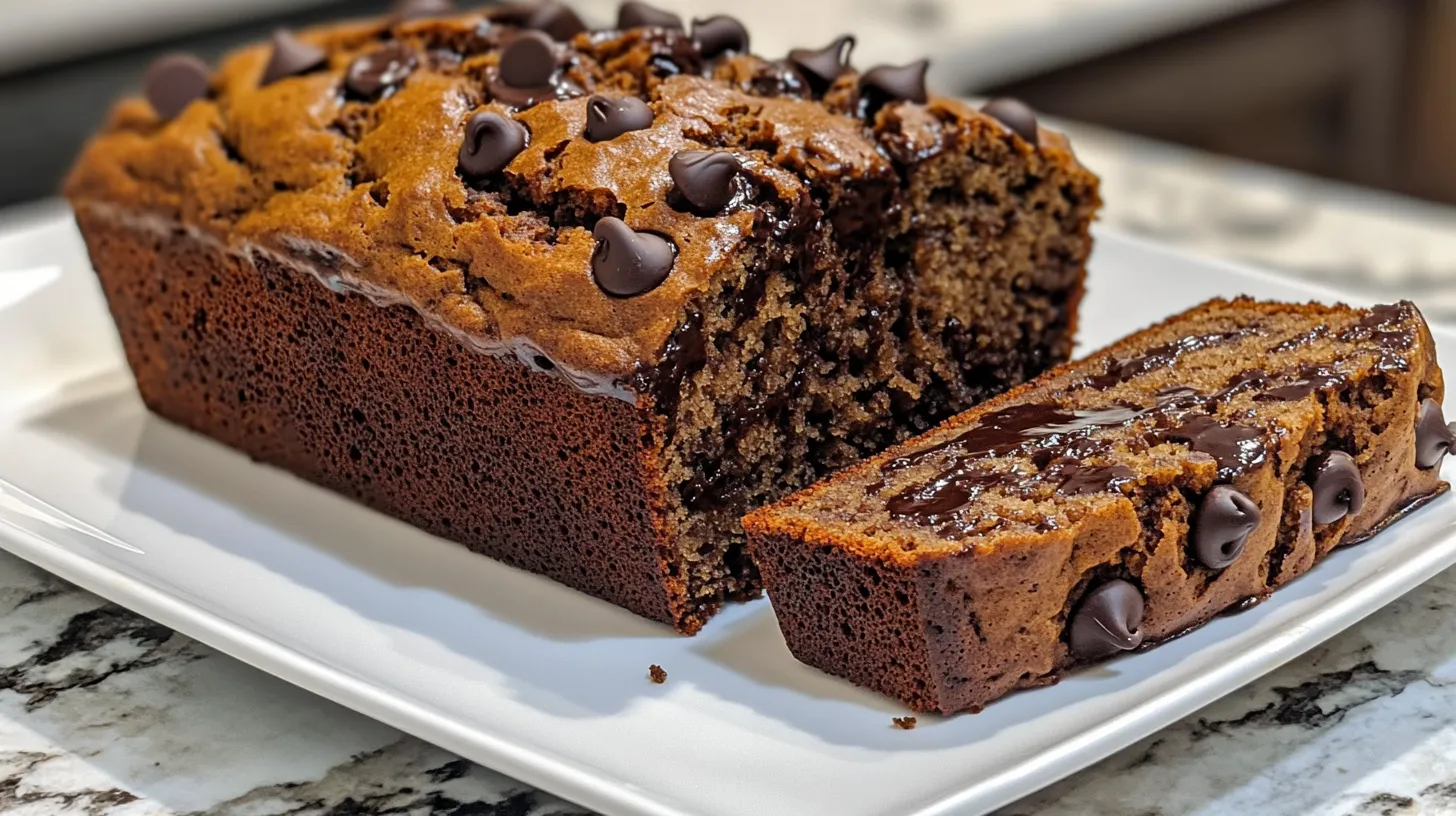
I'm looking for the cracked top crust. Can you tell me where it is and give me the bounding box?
[65,8,1086,399]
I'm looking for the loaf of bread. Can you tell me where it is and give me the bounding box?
[65,0,1099,632]
[746,298,1452,710]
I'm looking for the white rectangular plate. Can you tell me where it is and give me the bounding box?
[1,208,1454,816]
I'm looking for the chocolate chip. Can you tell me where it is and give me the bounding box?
[1415,398,1456,470]
[1069,579,1145,660]
[346,42,418,99]
[981,97,1039,146]
[1192,485,1260,569]
[618,1,683,30]
[488,29,578,108]
[670,150,741,213]
[691,15,750,59]
[860,59,929,107]
[499,31,558,88]
[144,54,210,121]
[584,95,654,142]
[747,61,811,99]
[261,29,328,86]
[525,1,587,41]
[1311,450,1364,525]
[459,112,529,177]
[392,0,454,18]
[787,35,855,94]
[592,218,675,297]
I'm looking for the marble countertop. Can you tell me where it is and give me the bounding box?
[8,127,1456,816]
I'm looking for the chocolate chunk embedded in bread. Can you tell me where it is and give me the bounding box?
[65,4,1099,632]
[745,299,1450,711]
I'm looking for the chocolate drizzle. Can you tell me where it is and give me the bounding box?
[1086,328,1257,389]
[888,403,1145,471]
[1269,324,1329,354]
[1254,367,1345,401]
[1054,464,1136,496]
[869,305,1429,530]
[1163,416,1266,479]
[886,466,1005,520]
[882,403,1146,523]
[1339,302,1417,371]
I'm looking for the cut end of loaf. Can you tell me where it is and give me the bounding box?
[646,108,1099,631]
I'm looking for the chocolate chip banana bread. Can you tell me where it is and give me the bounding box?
[65,0,1099,633]
[745,299,1453,711]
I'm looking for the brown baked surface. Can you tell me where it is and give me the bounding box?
[745,298,1450,711]
[66,2,1100,631]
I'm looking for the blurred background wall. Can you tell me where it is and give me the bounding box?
[988,0,1456,206]
[0,0,1452,209]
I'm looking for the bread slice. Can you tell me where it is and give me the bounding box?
[64,5,1099,632]
[745,298,1451,711]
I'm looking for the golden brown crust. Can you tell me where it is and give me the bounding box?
[64,11,1092,392]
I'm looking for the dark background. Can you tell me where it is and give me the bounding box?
[989,0,1456,207]
[0,0,392,208]
[2,0,1453,209]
